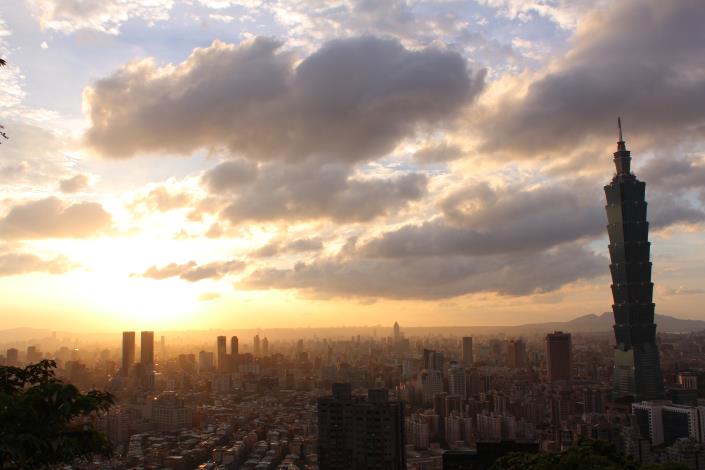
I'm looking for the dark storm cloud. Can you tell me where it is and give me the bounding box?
[0,252,74,277]
[139,259,246,282]
[84,36,483,162]
[220,163,428,223]
[480,0,705,156]
[241,243,605,299]
[0,197,112,239]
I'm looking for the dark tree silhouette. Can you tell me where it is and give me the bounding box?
[491,439,688,470]
[0,360,114,469]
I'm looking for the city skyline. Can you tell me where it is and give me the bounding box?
[3,0,705,333]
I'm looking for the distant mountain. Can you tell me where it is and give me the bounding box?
[511,312,705,334]
[0,327,52,343]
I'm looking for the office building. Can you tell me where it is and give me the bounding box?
[262,337,269,356]
[6,348,18,366]
[546,331,571,382]
[121,331,135,377]
[198,350,214,372]
[254,334,261,357]
[461,337,473,367]
[393,321,401,344]
[507,338,526,369]
[217,336,228,373]
[318,384,405,470]
[140,331,154,367]
[448,362,467,400]
[605,120,664,401]
[230,336,239,370]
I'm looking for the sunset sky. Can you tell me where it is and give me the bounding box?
[2,0,705,332]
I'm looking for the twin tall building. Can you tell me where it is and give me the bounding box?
[605,120,664,402]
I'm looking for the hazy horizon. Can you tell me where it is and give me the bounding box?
[3,0,705,332]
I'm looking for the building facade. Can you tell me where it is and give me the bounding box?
[605,121,664,401]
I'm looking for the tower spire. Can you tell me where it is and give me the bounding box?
[618,117,623,142]
[613,117,630,174]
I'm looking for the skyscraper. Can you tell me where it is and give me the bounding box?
[393,321,400,344]
[216,336,228,373]
[545,331,571,383]
[140,331,154,367]
[262,337,269,356]
[318,384,405,469]
[230,336,239,370]
[253,334,261,357]
[605,119,664,401]
[461,337,473,367]
[122,331,135,377]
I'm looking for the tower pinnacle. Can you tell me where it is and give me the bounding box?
[613,117,630,175]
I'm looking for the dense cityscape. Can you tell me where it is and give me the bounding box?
[4,319,705,469]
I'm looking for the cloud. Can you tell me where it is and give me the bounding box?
[660,286,705,296]
[220,163,428,223]
[83,36,484,162]
[129,185,193,214]
[0,121,70,186]
[478,0,705,157]
[59,174,90,193]
[202,159,258,193]
[27,0,174,34]
[0,252,74,277]
[241,243,605,299]
[139,259,246,282]
[0,197,112,240]
[198,292,221,301]
[252,236,323,258]
[412,142,464,164]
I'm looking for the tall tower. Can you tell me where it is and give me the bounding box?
[253,334,261,357]
[140,331,154,368]
[230,336,239,370]
[605,119,664,402]
[216,336,228,373]
[393,321,400,344]
[122,331,135,377]
[461,337,473,367]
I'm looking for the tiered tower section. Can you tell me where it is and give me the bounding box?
[604,119,664,402]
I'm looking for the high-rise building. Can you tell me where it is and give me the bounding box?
[262,337,269,356]
[140,331,154,367]
[217,336,228,373]
[254,334,261,357]
[448,362,467,400]
[318,384,405,470]
[6,348,18,366]
[198,350,214,372]
[507,339,526,369]
[605,120,664,401]
[545,331,571,383]
[461,337,473,367]
[393,322,400,344]
[230,336,239,370]
[121,331,135,377]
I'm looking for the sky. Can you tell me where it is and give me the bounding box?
[2,0,705,332]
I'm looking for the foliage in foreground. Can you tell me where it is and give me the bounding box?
[0,360,114,469]
[491,438,689,470]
